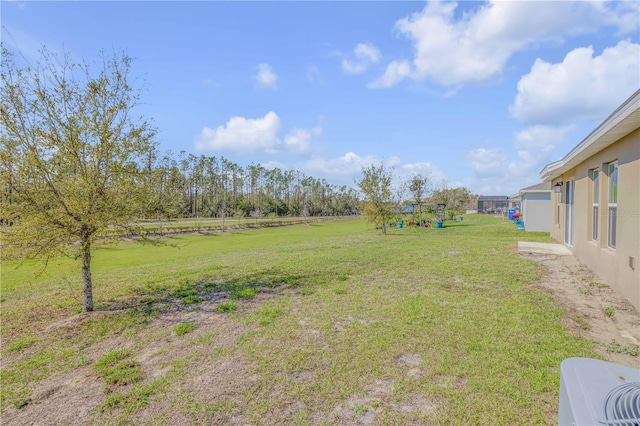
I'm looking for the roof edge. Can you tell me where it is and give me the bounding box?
[540,89,640,181]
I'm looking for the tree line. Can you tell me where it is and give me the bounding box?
[147,152,360,221]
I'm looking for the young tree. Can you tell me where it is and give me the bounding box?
[430,185,477,215]
[408,173,432,227]
[355,163,393,234]
[0,47,157,312]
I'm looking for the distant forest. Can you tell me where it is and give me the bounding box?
[146,151,360,220]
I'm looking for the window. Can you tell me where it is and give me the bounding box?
[592,168,599,241]
[607,161,618,248]
[555,191,561,225]
[564,180,574,247]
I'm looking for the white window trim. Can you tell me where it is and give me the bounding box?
[592,168,599,241]
[607,161,618,249]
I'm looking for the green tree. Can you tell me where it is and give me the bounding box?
[355,163,393,234]
[408,173,432,227]
[0,47,157,312]
[430,185,477,217]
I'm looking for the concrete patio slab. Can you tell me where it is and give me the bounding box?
[518,241,572,255]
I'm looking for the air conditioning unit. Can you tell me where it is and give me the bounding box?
[559,357,640,425]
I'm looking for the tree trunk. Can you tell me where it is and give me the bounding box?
[81,238,94,312]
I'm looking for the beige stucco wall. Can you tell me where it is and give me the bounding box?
[522,192,551,232]
[550,128,640,311]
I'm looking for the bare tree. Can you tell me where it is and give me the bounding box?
[408,173,432,227]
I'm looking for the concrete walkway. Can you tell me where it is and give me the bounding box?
[517,241,572,255]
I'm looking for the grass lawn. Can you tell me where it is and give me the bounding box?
[1,215,598,424]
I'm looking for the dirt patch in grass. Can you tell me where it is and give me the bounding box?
[16,370,104,425]
[326,379,393,425]
[1,290,270,425]
[322,379,438,425]
[395,353,422,366]
[521,251,640,367]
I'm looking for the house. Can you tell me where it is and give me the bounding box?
[394,204,417,214]
[539,89,640,311]
[507,193,521,211]
[477,195,508,214]
[518,182,551,232]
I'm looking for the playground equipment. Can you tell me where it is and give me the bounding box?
[435,203,446,227]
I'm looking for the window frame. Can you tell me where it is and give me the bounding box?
[607,161,618,249]
[591,168,599,241]
[555,190,561,225]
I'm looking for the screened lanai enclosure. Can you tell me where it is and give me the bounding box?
[477,195,508,214]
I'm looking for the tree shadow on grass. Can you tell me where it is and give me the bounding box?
[96,270,314,320]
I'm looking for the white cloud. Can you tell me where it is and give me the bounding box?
[254,63,278,89]
[284,129,312,154]
[368,61,412,89]
[593,1,640,35]
[311,115,324,138]
[303,152,376,176]
[301,152,401,178]
[354,43,381,63]
[196,111,281,153]
[295,154,456,191]
[303,156,456,199]
[399,161,448,184]
[513,125,571,152]
[386,156,402,168]
[341,61,366,75]
[501,40,639,188]
[283,116,323,154]
[510,40,640,125]
[196,112,322,155]
[341,43,381,75]
[509,125,574,177]
[372,1,639,88]
[464,124,574,193]
[261,160,289,171]
[467,148,509,179]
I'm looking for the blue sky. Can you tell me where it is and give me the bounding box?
[3,1,639,195]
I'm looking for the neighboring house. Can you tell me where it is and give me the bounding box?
[519,182,551,232]
[477,195,508,214]
[394,205,416,214]
[507,193,521,211]
[540,89,640,311]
